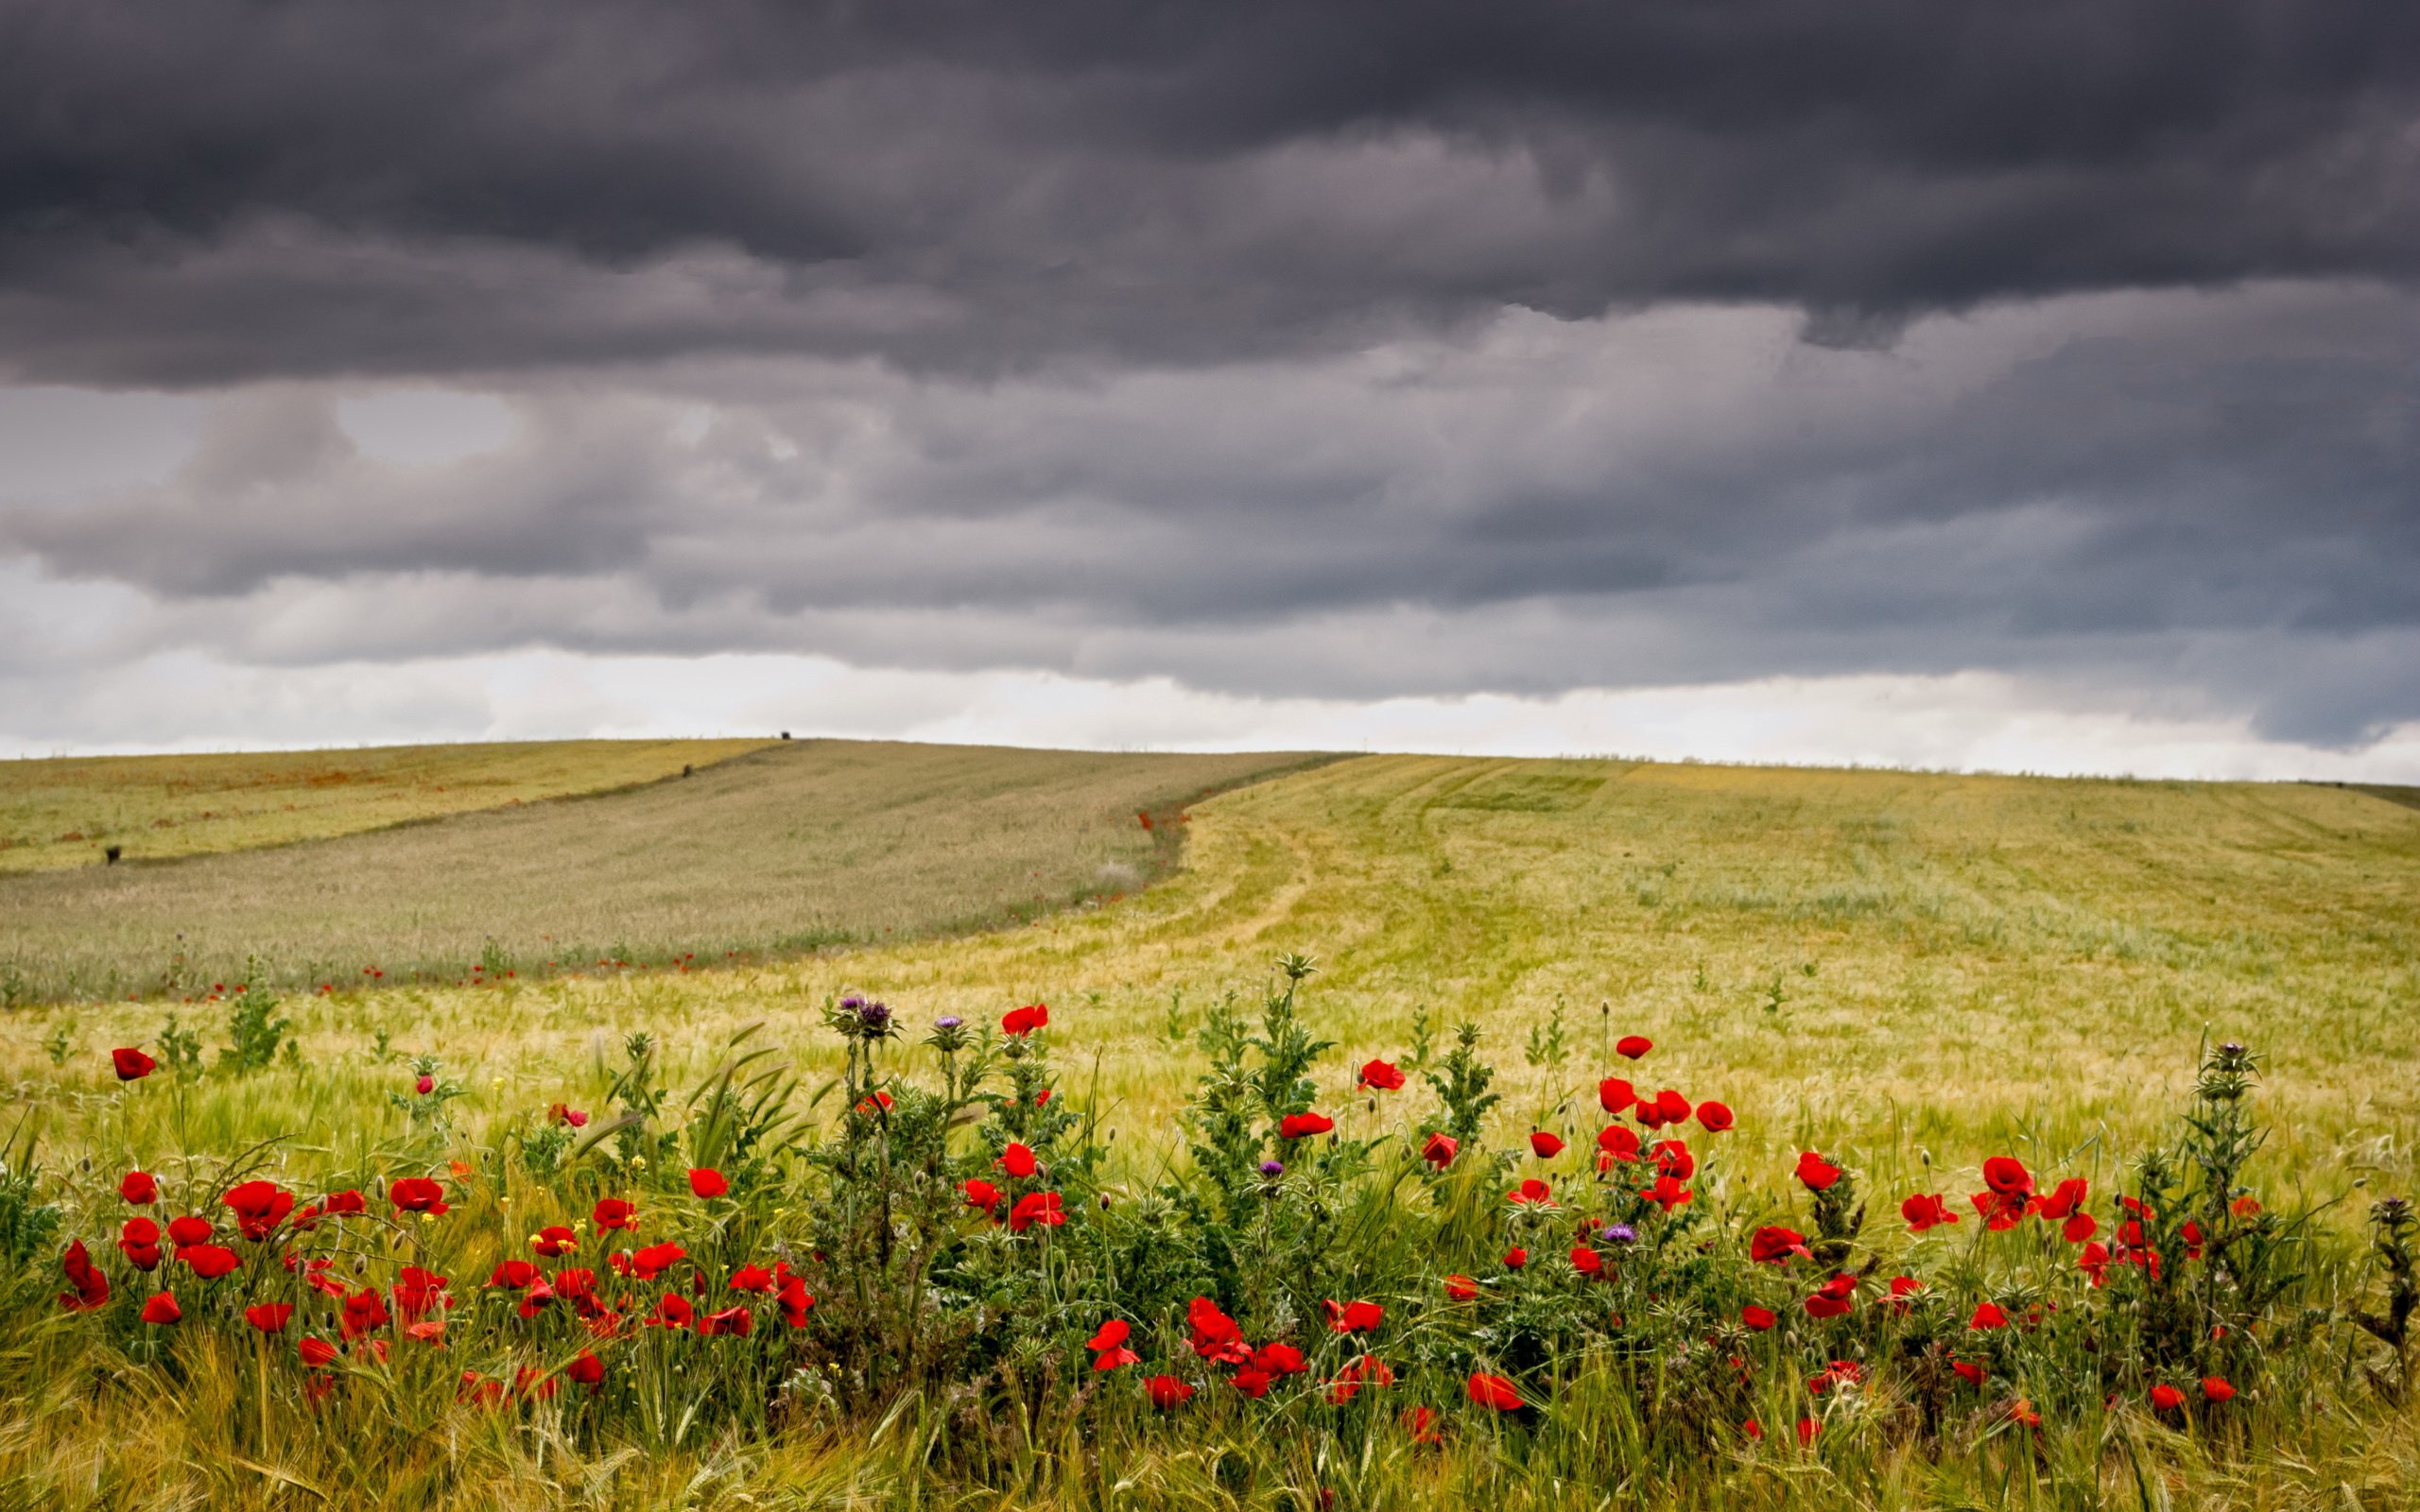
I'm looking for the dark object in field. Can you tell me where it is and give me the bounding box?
[780,731,792,739]
[104,845,121,865]
[683,765,693,777]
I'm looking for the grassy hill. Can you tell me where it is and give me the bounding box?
[0,740,1322,1004]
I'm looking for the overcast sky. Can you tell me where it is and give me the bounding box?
[4,1,2417,777]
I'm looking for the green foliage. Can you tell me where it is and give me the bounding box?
[1422,1021,1502,1147]
[153,1012,203,1075]
[217,973,292,1074]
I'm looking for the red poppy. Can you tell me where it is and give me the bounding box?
[697,1304,753,1336]
[1616,1035,1652,1059]
[999,1143,1039,1178]
[1951,1359,1985,1386]
[1187,1297,1248,1361]
[1969,1301,2010,1331]
[593,1197,637,1230]
[1651,1139,1695,1180]
[1647,1174,1693,1211]
[392,1266,451,1319]
[112,1047,157,1081]
[1803,1273,1856,1319]
[1087,1318,1132,1350]
[246,1302,294,1333]
[1741,1304,1776,1331]
[687,1168,729,1199]
[1635,1088,1691,1127]
[778,1276,816,1328]
[1280,1112,1335,1139]
[1970,1189,2027,1230]
[1795,1418,1820,1447]
[1253,1342,1308,1375]
[120,1171,158,1205]
[1569,1245,1603,1278]
[2030,1177,2088,1221]
[1598,1077,1637,1114]
[489,1260,541,1290]
[1323,1298,1384,1333]
[1502,1246,1529,1269]
[630,1242,688,1280]
[1749,1226,1811,1264]
[1146,1374,1194,1408]
[729,1263,776,1293]
[1403,1404,1443,1444]
[180,1244,241,1279]
[2201,1376,2236,1402]
[1981,1157,2033,1199]
[567,1349,605,1391]
[298,1336,340,1367]
[141,1292,181,1325]
[1008,1192,1065,1231]
[166,1214,213,1247]
[1529,1131,1565,1159]
[1508,1177,1556,1208]
[1695,1101,1735,1133]
[651,1294,695,1330]
[117,1217,163,1271]
[58,1240,110,1312]
[224,1180,295,1241]
[1325,1354,1395,1403]
[1443,1274,1478,1302]
[962,1178,1003,1212]
[1794,1152,1841,1191]
[2063,1212,2100,1244]
[1807,1360,1863,1395]
[1421,1131,1457,1168]
[1001,1004,1049,1036]
[322,1190,367,1216]
[1742,1418,1764,1441]
[1901,1193,1959,1231]
[2150,1383,2185,1411]
[1358,1059,1406,1091]
[550,1103,590,1127]
[389,1177,448,1215]
[532,1225,579,1257]
[1596,1126,1642,1165]
[1886,1275,1924,1311]
[2078,1241,2112,1287]
[1466,1373,1523,1411]
[413,1074,435,1096]
[1230,1366,1273,1398]
[2230,1194,2263,1218]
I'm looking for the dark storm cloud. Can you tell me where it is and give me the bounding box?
[3,0,2418,382]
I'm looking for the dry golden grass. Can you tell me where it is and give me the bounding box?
[0,738,772,874]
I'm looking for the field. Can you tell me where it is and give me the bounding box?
[3,749,2419,1508]
[0,740,1322,1005]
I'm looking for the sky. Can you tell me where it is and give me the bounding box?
[3,1,2417,778]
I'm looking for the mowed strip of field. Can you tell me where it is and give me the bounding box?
[0,738,772,874]
[0,740,1322,1004]
[15,754,2418,1211]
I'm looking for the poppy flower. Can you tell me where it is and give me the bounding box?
[112,1047,156,1081]
[1358,1059,1405,1091]
[1970,1189,2027,1229]
[1253,1342,1308,1375]
[1421,1131,1457,1168]
[1087,1318,1132,1351]
[1749,1226,1811,1264]
[592,1197,637,1231]
[1951,1359,1985,1386]
[1969,1301,2010,1331]
[1807,1360,1863,1395]
[1280,1112,1335,1140]
[392,1266,451,1318]
[687,1168,728,1199]
[1647,1174,1693,1211]
[1636,1089,1691,1127]
[2230,1194,2263,1218]
[120,1171,158,1205]
[1000,1004,1049,1036]
[651,1294,695,1330]
[340,1286,389,1338]
[166,1214,213,1247]
[1008,1191,1064,1231]
[489,1260,541,1290]
[1146,1374,1195,1408]
[778,1276,816,1328]
[224,1180,296,1241]
[1616,1035,1653,1059]
[697,1304,753,1336]
[1529,1131,1565,1159]
[322,1190,367,1216]
[998,1143,1039,1178]
[729,1263,775,1293]
[389,1177,448,1215]
[298,1336,340,1367]
[180,1244,241,1280]
[1503,1247,1529,1269]
[1466,1373,1523,1411]
[2202,1376,2236,1402]
[962,1178,1003,1212]
[630,1242,687,1280]
[1403,1404,1443,1444]
[2063,1212,2100,1244]
[1794,1152,1842,1191]
[1443,1274,1478,1302]
[413,1074,435,1096]
[1695,1101,1735,1133]
[1325,1354,1395,1403]
[58,1240,110,1312]
[549,1103,590,1127]
[1886,1275,1924,1312]
[1187,1297,1248,1361]
[1323,1299,1384,1333]
[1901,1193,1959,1232]
[1507,1177,1556,1208]
[1803,1273,1856,1319]
[1795,1418,1820,1447]
[117,1217,163,1270]
[1599,1077,1637,1114]
[1741,1305,1776,1331]
[245,1302,294,1333]
[1981,1157,2033,1199]
[1651,1140,1696,1180]
[2150,1383,2185,1411]
[141,1292,182,1325]
[2031,1177,2088,1221]
[567,1350,605,1391]
[1230,1366,1273,1398]
[2078,1241,2112,1287]
[1742,1418,1764,1441]
[532,1225,579,1257]
[1569,1245,1603,1277]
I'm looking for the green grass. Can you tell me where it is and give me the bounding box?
[0,740,1322,1005]
[5,748,2420,1507]
[0,738,773,875]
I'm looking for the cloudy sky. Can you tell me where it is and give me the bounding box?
[4,1,2417,777]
